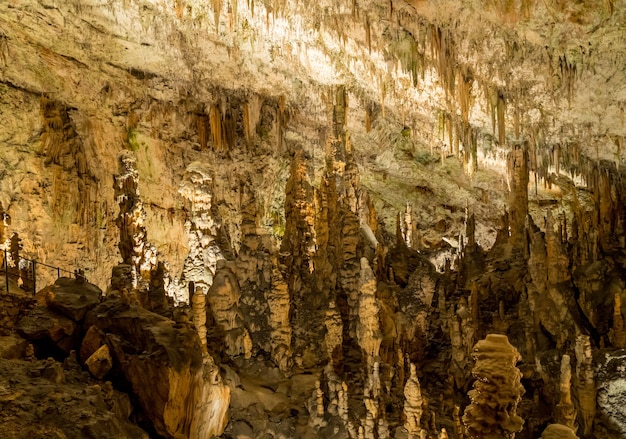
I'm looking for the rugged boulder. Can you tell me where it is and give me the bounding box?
[84,298,230,439]
[16,306,78,354]
[38,277,102,322]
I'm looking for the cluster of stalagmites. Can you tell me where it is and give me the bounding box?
[8,87,626,439]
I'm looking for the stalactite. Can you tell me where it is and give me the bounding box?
[365,16,371,53]
[197,114,210,150]
[212,0,222,31]
[209,104,224,151]
[497,92,506,146]
[558,54,577,107]
[458,70,473,125]
[227,3,233,32]
[429,24,456,97]
[40,96,94,226]
[447,113,453,157]
[174,0,184,19]
[232,0,238,28]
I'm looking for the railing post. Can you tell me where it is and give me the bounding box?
[32,260,36,295]
[57,267,60,279]
[4,250,8,293]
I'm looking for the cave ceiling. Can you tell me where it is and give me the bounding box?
[2,0,625,162]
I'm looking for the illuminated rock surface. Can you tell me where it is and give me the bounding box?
[1,0,626,438]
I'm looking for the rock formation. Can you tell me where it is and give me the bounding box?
[539,424,579,439]
[403,363,424,438]
[554,354,577,432]
[84,299,230,439]
[463,334,525,439]
[1,0,626,438]
[114,152,155,297]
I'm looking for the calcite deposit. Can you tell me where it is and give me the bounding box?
[2,0,626,438]
[463,334,525,438]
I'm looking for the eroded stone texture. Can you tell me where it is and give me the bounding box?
[84,299,230,439]
[114,152,155,297]
[463,334,525,439]
[2,1,626,439]
[0,357,148,439]
[0,289,35,335]
[595,350,626,438]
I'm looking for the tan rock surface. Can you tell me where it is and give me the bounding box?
[84,299,229,439]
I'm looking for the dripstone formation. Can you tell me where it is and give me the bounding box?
[1,1,626,438]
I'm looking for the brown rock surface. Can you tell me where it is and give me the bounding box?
[80,324,107,364]
[85,344,113,380]
[84,298,229,439]
[40,277,102,322]
[0,289,35,335]
[0,357,148,439]
[16,306,78,353]
[463,334,525,439]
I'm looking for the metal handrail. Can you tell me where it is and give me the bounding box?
[2,249,85,295]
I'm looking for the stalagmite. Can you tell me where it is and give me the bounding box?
[177,163,227,350]
[574,335,595,436]
[177,162,224,304]
[339,381,350,421]
[555,354,577,431]
[539,424,579,439]
[356,257,383,365]
[364,412,376,439]
[404,363,424,437]
[266,266,292,371]
[507,142,529,256]
[192,286,208,353]
[453,405,464,438]
[463,334,525,439]
[404,202,413,247]
[113,152,157,300]
[377,417,390,439]
[324,300,343,365]
[307,379,326,429]
[207,262,252,359]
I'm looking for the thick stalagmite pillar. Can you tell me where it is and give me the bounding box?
[179,162,225,351]
[463,334,525,439]
[404,363,424,438]
[555,354,577,431]
[113,151,157,304]
[574,335,596,436]
[507,141,529,257]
